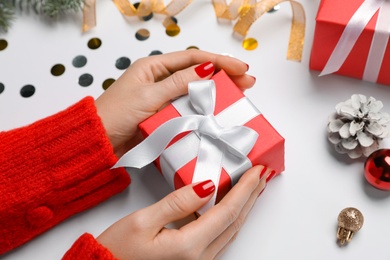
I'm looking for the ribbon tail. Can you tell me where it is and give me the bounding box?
[113,116,202,169]
[363,0,390,82]
[193,136,225,215]
[319,0,384,76]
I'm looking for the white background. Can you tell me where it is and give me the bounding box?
[2,0,390,259]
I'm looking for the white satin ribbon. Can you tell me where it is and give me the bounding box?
[114,80,260,213]
[320,0,390,83]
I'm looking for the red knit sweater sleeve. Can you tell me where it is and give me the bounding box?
[62,233,117,260]
[0,97,130,255]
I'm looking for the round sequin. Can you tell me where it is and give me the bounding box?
[72,55,87,68]
[79,73,93,87]
[51,64,65,76]
[149,50,163,56]
[0,83,4,94]
[88,38,102,49]
[165,24,180,37]
[134,2,153,21]
[268,4,280,13]
[20,85,35,98]
[0,39,7,51]
[135,29,150,41]
[102,78,115,90]
[242,38,258,51]
[186,46,199,50]
[115,57,131,70]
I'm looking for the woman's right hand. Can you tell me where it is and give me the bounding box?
[96,165,273,260]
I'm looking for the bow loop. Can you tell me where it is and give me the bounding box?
[188,80,216,116]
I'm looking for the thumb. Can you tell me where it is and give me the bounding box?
[155,61,215,103]
[144,180,215,234]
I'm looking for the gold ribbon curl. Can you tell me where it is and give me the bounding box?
[82,0,305,62]
[82,0,193,32]
[234,0,306,62]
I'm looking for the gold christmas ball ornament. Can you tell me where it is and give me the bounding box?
[337,207,364,245]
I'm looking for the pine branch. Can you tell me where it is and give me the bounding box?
[0,0,16,32]
[0,0,83,32]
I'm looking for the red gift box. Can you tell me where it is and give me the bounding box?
[138,70,285,205]
[310,0,390,85]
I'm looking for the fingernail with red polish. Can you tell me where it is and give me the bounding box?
[266,170,276,183]
[259,166,268,179]
[258,185,267,197]
[193,180,215,198]
[195,61,215,78]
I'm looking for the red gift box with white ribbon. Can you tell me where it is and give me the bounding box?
[310,0,390,85]
[115,70,284,213]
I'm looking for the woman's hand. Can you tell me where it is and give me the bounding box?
[95,49,255,157]
[96,165,272,260]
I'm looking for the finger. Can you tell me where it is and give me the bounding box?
[153,61,216,103]
[140,179,216,237]
[182,165,264,248]
[206,168,272,259]
[154,50,249,79]
[230,74,256,91]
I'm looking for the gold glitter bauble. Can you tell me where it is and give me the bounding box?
[242,38,258,51]
[337,207,364,245]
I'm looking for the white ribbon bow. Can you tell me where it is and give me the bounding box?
[320,0,390,83]
[114,80,259,213]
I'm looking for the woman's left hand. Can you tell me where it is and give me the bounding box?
[95,50,255,157]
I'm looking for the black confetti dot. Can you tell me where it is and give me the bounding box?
[79,73,94,87]
[135,29,150,41]
[51,64,65,76]
[149,50,163,56]
[103,78,115,90]
[88,38,102,49]
[0,39,7,51]
[0,83,4,94]
[170,17,178,24]
[115,57,131,70]
[72,55,87,68]
[20,85,35,98]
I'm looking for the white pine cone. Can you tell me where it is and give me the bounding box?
[327,94,390,159]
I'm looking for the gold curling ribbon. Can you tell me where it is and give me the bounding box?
[212,0,253,20]
[83,0,193,32]
[234,0,305,61]
[82,0,96,32]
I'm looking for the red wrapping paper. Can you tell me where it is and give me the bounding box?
[139,70,285,203]
[310,0,390,85]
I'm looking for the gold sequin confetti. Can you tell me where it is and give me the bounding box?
[135,29,150,41]
[51,64,66,76]
[186,46,199,50]
[88,38,102,49]
[242,38,258,51]
[103,78,116,90]
[165,23,180,37]
[0,39,8,51]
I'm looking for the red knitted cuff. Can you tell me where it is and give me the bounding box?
[0,97,130,255]
[62,233,116,260]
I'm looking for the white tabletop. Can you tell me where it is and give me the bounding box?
[2,0,390,259]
